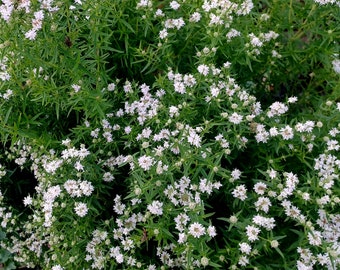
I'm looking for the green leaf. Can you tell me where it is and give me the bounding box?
[202,212,215,219]
[0,249,11,263]
[4,106,12,124]
[0,230,5,240]
[4,261,16,270]
[209,261,222,268]
[216,217,230,223]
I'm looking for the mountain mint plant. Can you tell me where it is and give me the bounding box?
[0,0,339,269]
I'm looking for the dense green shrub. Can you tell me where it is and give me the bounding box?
[0,0,339,269]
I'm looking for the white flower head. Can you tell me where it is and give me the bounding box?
[107,83,116,91]
[169,1,180,10]
[231,169,242,180]
[23,195,33,206]
[189,12,201,22]
[74,202,88,217]
[280,125,294,140]
[245,225,260,242]
[254,196,272,213]
[239,242,252,254]
[188,222,205,238]
[52,265,64,270]
[138,155,154,171]
[207,225,217,237]
[147,200,163,215]
[232,185,247,201]
[229,112,243,124]
[332,59,340,74]
[71,84,81,93]
[254,182,267,195]
[267,102,288,118]
[197,64,209,76]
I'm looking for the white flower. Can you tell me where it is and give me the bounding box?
[174,213,190,232]
[188,222,205,238]
[254,196,271,213]
[226,29,241,41]
[23,195,33,206]
[249,33,263,47]
[64,180,79,197]
[79,181,94,196]
[74,161,84,171]
[231,169,242,180]
[172,18,185,29]
[267,102,288,118]
[189,12,201,22]
[159,29,168,39]
[307,230,322,246]
[52,265,64,270]
[197,64,209,76]
[137,0,151,8]
[288,96,298,103]
[232,185,247,201]
[252,215,276,230]
[170,1,180,10]
[169,106,179,117]
[44,185,62,202]
[123,126,131,135]
[209,13,223,26]
[332,59,340,73]
[183,74,196,87]
[43,159,63,174]
[174,81,186,94]
[113,195,126,215]
[103,172,114,182]
[74,202,88,217]
[253,182,267,195]
[187,130,201,147]
[316,253,330,266]
[147,200,163,215]
[280,125,294,140]
[313,0,337,5]
[123,81,133,93]
[199,178,214,194]
[122,238,135,251]
[90,128,100,138]
[207,225,217,237]
[110,246,124,263]
[71,84,81,92]
[138,155,154,171]
[107,83,116,91]
[155,9,164,17]
[228,112,243,124]
[267,168,277,179]
[25,29,37,40]
[237,0,254,15]
[178,232,187,243]
[245,225,260,242]
[0,71,11,81]
[327,139,339,151]
[2,89,13,100]
[64,180,93,197]
[238,255,249,266]
[239,242,252,254]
